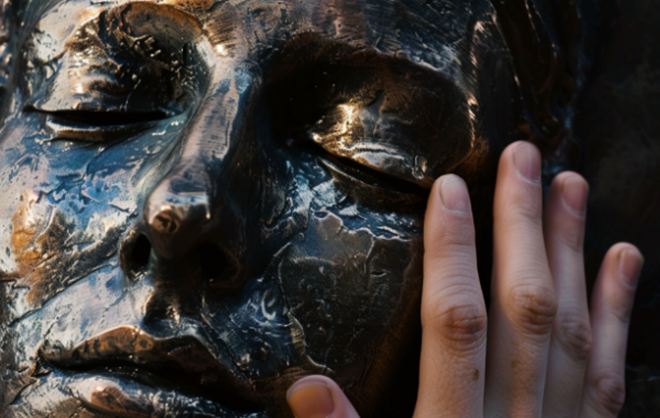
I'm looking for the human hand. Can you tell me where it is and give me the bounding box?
[285,141,643,418]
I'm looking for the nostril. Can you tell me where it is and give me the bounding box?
[131,234,152,270]
[196,243,242,291]
[120,231,153,279]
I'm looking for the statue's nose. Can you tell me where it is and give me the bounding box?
[119,66,255,292]
[119,158,247,294]
[143,171,213,260]
[120,65,259,311]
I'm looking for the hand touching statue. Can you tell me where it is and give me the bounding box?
[285,141,643,418]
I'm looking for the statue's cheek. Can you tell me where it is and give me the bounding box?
[1,189,125,315]
[275,212,421,367]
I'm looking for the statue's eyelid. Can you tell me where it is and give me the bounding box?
[265,57,454,189]
[21,1,211,111]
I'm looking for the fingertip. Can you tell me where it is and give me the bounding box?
[544,172,589,254]
[603,243,644,286]
[550,170,585,182]
[425,174,474,248]
[594,243,642,323]
[287,376,360,418]
[501,140,536,159]
[499,141,542,184]
[512,142,542,184]
[494,141,543,224]
[614,243,644,288]
[557,173,589,218]
[437,174,471,216]
[424,175,477,255]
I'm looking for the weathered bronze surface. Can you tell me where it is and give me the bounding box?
[0,0,657,417]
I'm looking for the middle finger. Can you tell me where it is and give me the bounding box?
[485,142,557,417]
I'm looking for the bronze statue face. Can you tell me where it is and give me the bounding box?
[0,0,535,416]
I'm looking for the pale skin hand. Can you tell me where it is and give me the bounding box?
[285,141,644,418]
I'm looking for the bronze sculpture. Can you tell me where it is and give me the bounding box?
[0,0,657,416]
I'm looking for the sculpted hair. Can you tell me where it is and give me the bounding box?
[486,0,617,172]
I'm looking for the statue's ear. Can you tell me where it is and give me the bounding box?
[490,1,613,133]
[490,0,616,170]
[490,0,576,147]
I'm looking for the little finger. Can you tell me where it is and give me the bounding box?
[580,244,642,418]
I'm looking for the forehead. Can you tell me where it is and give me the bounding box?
[23,0,499,76]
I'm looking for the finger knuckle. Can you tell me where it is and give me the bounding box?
[555,224,585,253]
[427,222,475,252]
[588,374,626,417]
[423,298,487,349]
[501,190,543,226]
[507,284,557,336]
[555,313,592,361]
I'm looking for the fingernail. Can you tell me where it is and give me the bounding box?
[561,177,588,218]
[439,175,471,215]
[287,378,335,418]
[512,143,541,183]
[619,249,644,287]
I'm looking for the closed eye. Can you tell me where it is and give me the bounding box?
[266,39,474,191]
[24,107,171,142]
[308,141,429,196]
[21,2,210,143]
[42,110,170,126]
[291,138,429,207]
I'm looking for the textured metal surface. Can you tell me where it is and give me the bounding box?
[0,0,656,417]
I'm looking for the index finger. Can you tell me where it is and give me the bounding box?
[415,174,486,418]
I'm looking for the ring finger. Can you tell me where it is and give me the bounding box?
[542,172,591,418]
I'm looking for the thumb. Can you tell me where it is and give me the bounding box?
[286,375,360,418]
